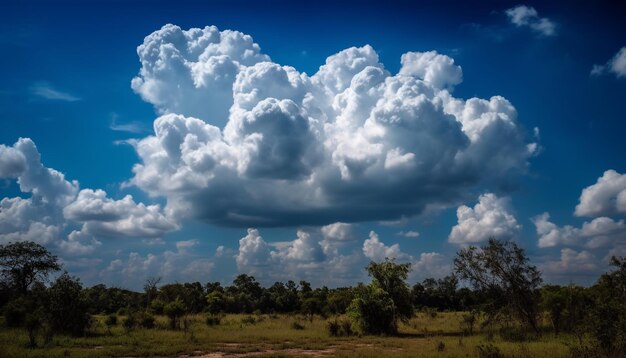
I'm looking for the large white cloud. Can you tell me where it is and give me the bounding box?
[448,193,521,244]
[131,24,270,126]
[129,24,537,227]
[575,170,626,217]
[591,47,626,79]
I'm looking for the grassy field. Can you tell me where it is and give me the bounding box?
[0,312,577,358]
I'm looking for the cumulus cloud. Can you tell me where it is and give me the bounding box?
[533,212,626,249]
[575,170,626,217]
[64,189,178,238]
[399,51,462,90]
[363,231,408,262]
[234,226,447,286]
[131,24,270,126]
[449,193,521,244]
[0,138,176,255]
[540,248,599,276]
[129,24,537,227]
[506,5,556,37]
[102,239,215,288]
[591,47,626,79]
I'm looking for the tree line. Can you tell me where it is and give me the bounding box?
[1,239,625,356]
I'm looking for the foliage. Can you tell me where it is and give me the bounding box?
[586,256,626,357]
[327,317,353,337]
[366,259,413,322]
[348,284,396,335]
[476,343,504,358]
[163,297,186,329]
[0,241,61,295]
[454,238,543,333]
[47,272,91,336]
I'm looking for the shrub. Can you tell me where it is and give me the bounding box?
[122,315,136,331]
[3,298,26,327]
[104,314,117,327]
[164,297,186,330]
[47,273,91,336]
[436,341,445,352]
[241,315,256,325]
[291,321,305,330]
[138,312,155,329]
[476,343,504,358]
[327,318,353,337]
[205,314,221,326]
[347,285,396,335]
[461,310,478,335]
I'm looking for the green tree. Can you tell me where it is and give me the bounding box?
[454,238,543,333]
[366,259,413,322]
[347,259,413,335]
[347,284,396,335]
[164,297,186,329]
[0,241,61,295]
[587,256,626,357]
[47,272,91,336]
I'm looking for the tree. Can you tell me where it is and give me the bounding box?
[348,284,396,335]
[164,297,186,329]
[587,256,626,357]
[143,276,161,308]
[47,272,91,336]
[347,259,413,335]
[454,238,543,333]
[366,259,413,322]
[0,241,61,295]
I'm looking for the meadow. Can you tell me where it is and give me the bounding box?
[0,312,575,358]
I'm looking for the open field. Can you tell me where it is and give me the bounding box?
[0,312,576,358]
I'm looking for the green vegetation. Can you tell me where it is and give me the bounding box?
[1,240,625,357]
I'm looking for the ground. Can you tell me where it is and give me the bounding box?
[0,313,575,357]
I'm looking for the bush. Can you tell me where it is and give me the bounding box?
[104,314,117,327]
[476,343,504,358]
[241,315,256,325]
[3,298,26,327]
[122,315,136,331]
[138,312,155,329]
[436,341,445,352]
[205,314,221,326]
[291,321,305,330]
[461,310,478,335]
[327,318,353,337]
[164,297,186,330]
[347,285,396,335]
[47,273,91,336]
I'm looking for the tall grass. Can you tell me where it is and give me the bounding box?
[0,312,574,357]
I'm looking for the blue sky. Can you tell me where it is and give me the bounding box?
[1,0,625,289]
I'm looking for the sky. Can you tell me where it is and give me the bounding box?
[1,0,625,290]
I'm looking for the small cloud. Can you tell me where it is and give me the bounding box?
[506,5,556,37]
[591,47,626,79]
[397,230,420,238]
[142,238,166,246]
[31,82,80,102]
[109,112,147,134]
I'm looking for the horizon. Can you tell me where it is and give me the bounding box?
[1,0,626,291]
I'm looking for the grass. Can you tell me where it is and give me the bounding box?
[0,312,576,357]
